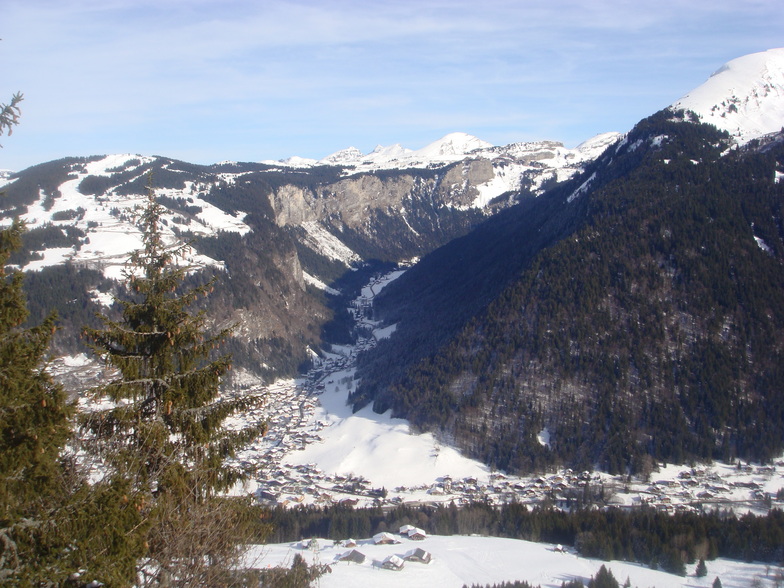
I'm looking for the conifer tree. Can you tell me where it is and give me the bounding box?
[0,219,145,585]
[0,92,23,147]
[81,180,266,584]
[0,218,70,580]
[588,565,620,588]
[0,220,69,503]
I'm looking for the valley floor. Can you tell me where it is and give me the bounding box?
[217,270,784,518]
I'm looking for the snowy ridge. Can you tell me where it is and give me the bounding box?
[263,130,622,211]
[2,155,251,283]
[673,47,784,144]
[263,131,621,183]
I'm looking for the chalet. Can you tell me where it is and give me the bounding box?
[373,532,401,545]
[380,554,405,571]
[404,548,432,564]
[339,549,366,564]
[399,524,416,536]
[407,528,427,541]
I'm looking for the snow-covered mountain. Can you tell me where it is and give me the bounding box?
[4,155,251,281]
[9,47,783,385]
[350,48,784,478]
[0,126,617,380]
[263,130,619,186]
[673,47,784,143]
[1,130,617,284]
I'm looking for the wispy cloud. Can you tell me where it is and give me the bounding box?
[3,0,783,169]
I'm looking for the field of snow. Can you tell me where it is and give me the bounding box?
[281,367,489,490]
[247,534,778,588]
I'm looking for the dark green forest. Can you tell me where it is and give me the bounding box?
[354,111,784,475]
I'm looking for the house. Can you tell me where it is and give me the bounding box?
[407,528,427,541]
[373,532,401,545]
[344,538,357,548]
[380,554,405,571]
[404,547,432,564]
[399,524,416,536]
[339,549,366,564]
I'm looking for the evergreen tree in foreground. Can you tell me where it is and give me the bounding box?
[0,219,144,585]
[0,219,70,581]
[0,219,69,511]
[82,182,267,585]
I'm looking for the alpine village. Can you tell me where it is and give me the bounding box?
[4,46,784,588]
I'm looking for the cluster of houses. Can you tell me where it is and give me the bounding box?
[227,271,784,517]
[230,347,783,515]
[293,525,433,572]
[625,465,783,514]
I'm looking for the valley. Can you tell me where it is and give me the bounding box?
[3,4,784,581]
[208,269,784,518]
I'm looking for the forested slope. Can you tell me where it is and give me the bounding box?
[354,111,784,474]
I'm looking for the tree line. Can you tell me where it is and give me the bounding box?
[261,501,784,576]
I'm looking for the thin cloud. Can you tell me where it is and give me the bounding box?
[2,0,784,169]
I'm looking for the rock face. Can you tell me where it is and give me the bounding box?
[268,159,496,229]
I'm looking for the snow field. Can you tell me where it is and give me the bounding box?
[247,534,777,588]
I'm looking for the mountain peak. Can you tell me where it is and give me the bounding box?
[415,132,494,159]
[673,47,784,143]
[320,146,364,165]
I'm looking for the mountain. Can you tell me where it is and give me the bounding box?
[674,47,784,143]
[263,131,616,183]
[0,131,612,382]
[352,49,784,474]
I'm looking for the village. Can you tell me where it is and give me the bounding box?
[224,271,784,518]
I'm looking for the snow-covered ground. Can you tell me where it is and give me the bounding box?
[673,47,784,144]
[246,534,778,588]
[279,369,489,490]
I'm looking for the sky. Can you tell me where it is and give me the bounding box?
[2,0,783,172]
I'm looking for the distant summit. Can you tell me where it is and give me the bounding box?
[673,47,784,143]
[413,132,493,159]
[263,130,619,177]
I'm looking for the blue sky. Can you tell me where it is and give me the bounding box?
[2,0,783,171]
